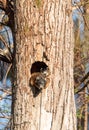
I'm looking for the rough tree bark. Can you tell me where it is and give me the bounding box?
[12,0,76,130]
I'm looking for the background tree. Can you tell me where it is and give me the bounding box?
[0,0,14,129]
[11,0,77,130]
[73,0,89,129]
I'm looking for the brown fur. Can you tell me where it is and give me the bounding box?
[30,70,50,90]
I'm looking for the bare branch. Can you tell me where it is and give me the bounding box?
[0,87,11,94]
[0,116,11,119]
[75,80,89,94]
[75,71,89,88]
[0,35,9,49]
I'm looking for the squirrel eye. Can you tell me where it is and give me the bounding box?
[36,76,40,80]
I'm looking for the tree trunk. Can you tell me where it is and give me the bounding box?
[12,0,76,130]
[84,88,88,130]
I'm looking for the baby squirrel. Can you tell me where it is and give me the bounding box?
[30,66,50,90]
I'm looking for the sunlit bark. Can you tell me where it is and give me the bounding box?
[12,0,76,130]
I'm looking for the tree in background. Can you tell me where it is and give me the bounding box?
[0,0,14,129]
[73,0,89,130]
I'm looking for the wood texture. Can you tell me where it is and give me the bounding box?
[12,0,77,130]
